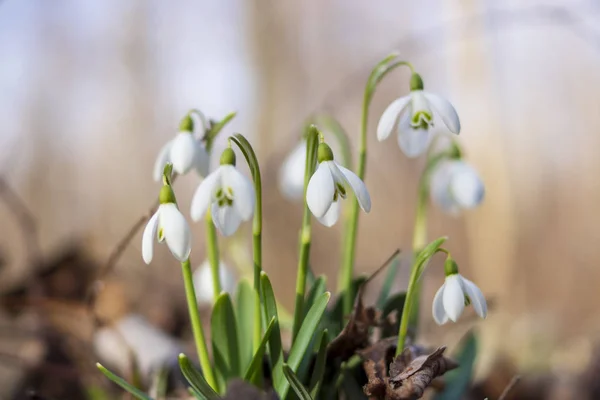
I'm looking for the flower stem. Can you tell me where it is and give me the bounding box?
[291,126,319,342]
[181,258,217,389]
[396,255,420,353]
[205,212,221,302]
[339,56,413,315]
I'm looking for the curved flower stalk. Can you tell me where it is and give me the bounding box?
[432,257,487,324]
[193,260,237,305]
[142,178,191,264]
[153,113,210,181]
[190,147,255,236]
[429,159,485,214]
[306,142,371,227]
[377,72,461,158]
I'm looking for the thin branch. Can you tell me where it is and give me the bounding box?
[498,375,521,400]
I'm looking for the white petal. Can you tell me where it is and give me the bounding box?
[424,92,461,134]
[170,132,197,175]
[193,260,237,304]
[432,283,449,325]
[449,162,485,209]
[429,160,460,214]
[397,108,431,158]
[442,275,465,322]
[461,277,487,319]
[190,169,222,221]
[212,203,242,236]
[278,140,307,200]
[376,95,411,141]
[334,163,371,212]
[142,211,160,264]
[159,204,192,262]
[153,140,173,182]
[306,162,335,218]
[221,165,255,221]
[193,143,210,178]
[317,200,341,227]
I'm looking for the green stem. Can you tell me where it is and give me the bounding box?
[291,127,319,342]
[181,259,217,389]
[338,57,414,315]
[205,212,221,302]
[396,256,420,353]
[228,134,263,354]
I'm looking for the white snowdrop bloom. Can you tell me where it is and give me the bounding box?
[190,148,255,236]
[430,159,484,214]
[193,260,237,305]
[153,116,209,181]
[306,143,370,227]
[432,258,487,325]
[93,314,181,379]
[142,185,191,264]
[278,139,307,200]
[377,73,460,158]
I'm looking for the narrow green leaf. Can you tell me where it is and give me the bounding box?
[303,276,327,320]
[309,329,330,399]
[243,316,276,382]
[188,386,206,400]
[283,364,313,400]
[96,363,152,400]
[280,292,330,399]
[433,332,478,400]
[376,253,401,308]
[178,354,222,400]
[206,111,236,149]
[211,293,241,391]
[260,272,284,395]
[235,280,256,373]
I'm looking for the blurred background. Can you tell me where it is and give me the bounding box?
[1,0,600,398]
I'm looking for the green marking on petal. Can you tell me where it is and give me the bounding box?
[336,183,346,199]
[411,111,432,128]
[157,227,165,242]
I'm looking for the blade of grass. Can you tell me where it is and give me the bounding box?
[283,364,313,400]
[178,354,222,400]
[96,363,152,400]
[309,329,330,399]
[211,293,241,392]
[244,316,276,383]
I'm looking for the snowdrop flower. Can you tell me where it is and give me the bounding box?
[153,115,209,181]
[306,142,370,227]
[193,260,237,305]
[190,148,255,236]
[432,258,487,324]
[94,314,181,379]
[377,72,460,157]
[278,139,307,200]
[142,184,191,263]
[430,159,484,214]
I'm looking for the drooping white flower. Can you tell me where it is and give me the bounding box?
[193,260,237,305]
[190,148,255,236]
[430,159,484,214]
[153,115,209,181]
[377,73,460,158]
[306,143,370,227]
[94,314,181,379]
[432,266,487,325]
[142,185,191,264]
[278,139,307,200]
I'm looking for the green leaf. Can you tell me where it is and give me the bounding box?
[205,111,236,149]
[433,332,478,400]
[235,280,256,373]
[188,387,205,400]
[178,354,222,400]
[280,292,330,399]
[211,293,241,392]
[260,272,284,395]
[243,316,276,383]
[376,253,401,308]
[309,329,330,399]
[304,276,327,320]
[283,364,313,400]
[96,363,153,400]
